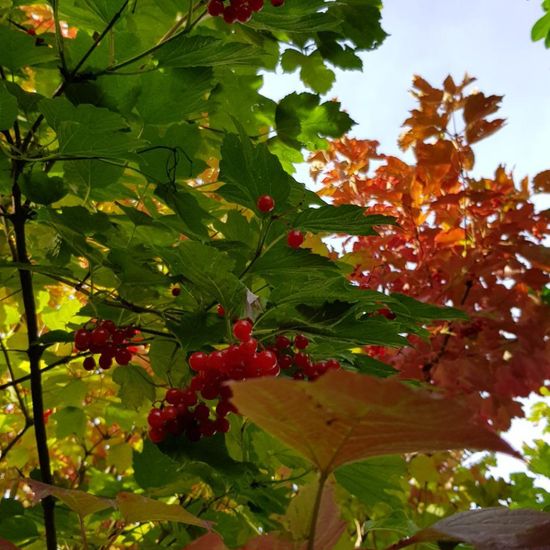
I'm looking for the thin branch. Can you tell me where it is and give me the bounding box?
[307,472,328,550]
[51,0,68,75]
[0,336,30,421]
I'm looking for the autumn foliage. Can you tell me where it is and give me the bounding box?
[310,75,550,430]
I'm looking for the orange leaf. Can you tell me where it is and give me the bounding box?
[533,170,550,193]
[463,93,503,124]
[466,118,505,144]
[229,371,520,474]
[434,228,466,246]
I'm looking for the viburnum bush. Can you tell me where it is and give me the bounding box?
[0,2,549,550]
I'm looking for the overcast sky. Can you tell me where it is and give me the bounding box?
[262,0,550,488]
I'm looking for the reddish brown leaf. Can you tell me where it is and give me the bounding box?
[463,93,503,124]
[229,371,520,474]
[0,540,21,550]
[242,535,296,550]
[466,118,506,144]
[410,507,550,550]
[533,170,550,193]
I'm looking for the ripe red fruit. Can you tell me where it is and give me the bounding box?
[294,334,309,350]
[254,350,277,373]
[256,194,275,213]
[91,327,109,346]
[326,359,340,370]
[194,403,210,422]
[182,388,198,407]
[233,319,253,341]
[161,406,178,422]
[200,419,217,437]
[207,351,225,370]
[98,354,112,370]
[377,308,396,320]
[148,408,165,429]
[207,0,224,16]
[250,0,264,11]
[115,348,132,366]
[100,320,116,333]
[214,417,230,433]
[189,351,208,371]
[275,335,291,349]
[171,287,181,297]
[74,329,91,351]
[271,0,284,6]
[216,304,225,317]
[223,5,238,23]
[149,426,166,444]
[236,5,252,22]
[278,354,293,369]
[83,356,96,371]
[165,388,183,405]
[287,230,305,248]
[201,384,219,400]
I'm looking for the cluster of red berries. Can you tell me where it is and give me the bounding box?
[207,0,284,24]
[74,320,140,371]
[147,319,341,444]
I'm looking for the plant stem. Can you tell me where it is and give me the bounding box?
[11,175,57,550]
[307,471,328,550]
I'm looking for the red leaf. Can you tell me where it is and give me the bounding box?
[466,118,506,144]
[533,170,550,193]
[463,93,503,124]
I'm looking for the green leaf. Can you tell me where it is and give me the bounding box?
[391,293,468,321]
[532,11,550,41]
[53,406,87,439]
[293,205,396,236]
[218,128,293,213]
[39,98,142,157]
[155,34,268,68]
[281,50,335,94]
[0,26,56,71]
[160,241,246,312]
[148,339,185,382]
[20,172,68,205]
[276,92,355,150]
[112,366,155,409]
[133,440,182,490]
[335,456,406,507]
[0,83,18,131]
[135,69,212,125]
[63,159,124,200]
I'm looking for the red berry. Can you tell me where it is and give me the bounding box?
[208,0,224,16]
[74,329,91,351]
[98,354,112,370]
[83,356,95,371]
[275,335,291,349]
[293,372,305,380]
[161,406,178,423]
[91,327,109,347]
[219,385,233,400]
[236,5,252,22]
[194,403,210,422]
[148,408,165,429]
[287,230,305,249]
[278,354,293,369]
[239,338,258,356]
[189,351,208,372]
[171,287,181,297]
[250,0,264,11]
[149,426,166,444]
[233,319,253,341]
[326,359,340,370]
[190,375,205,392]
[214,417,230,433]
[200,419,217,437]
[294,352,311,370]
[207,351,225,370]
[217,304,225,317]
[201,385,219,400]
[377,308,396,320]
[100,320,116,333]
[271,0,284,6]
[254,350,277,373]
[115,347,132,366]
[26,28,36,36]
[256,194,275,213]
[166,388,184,405]
[182,389,198,407]
[223,5,238,23]
[112,329,126,345]
[294,334,309,350]
[216,400,233,417]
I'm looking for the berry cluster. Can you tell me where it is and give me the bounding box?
[147,319,341,444]
[208,0,284,24]
[74,320,140,371]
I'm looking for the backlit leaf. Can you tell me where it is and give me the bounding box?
[229,370,519,474]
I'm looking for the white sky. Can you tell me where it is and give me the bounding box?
[262,0,550,490]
